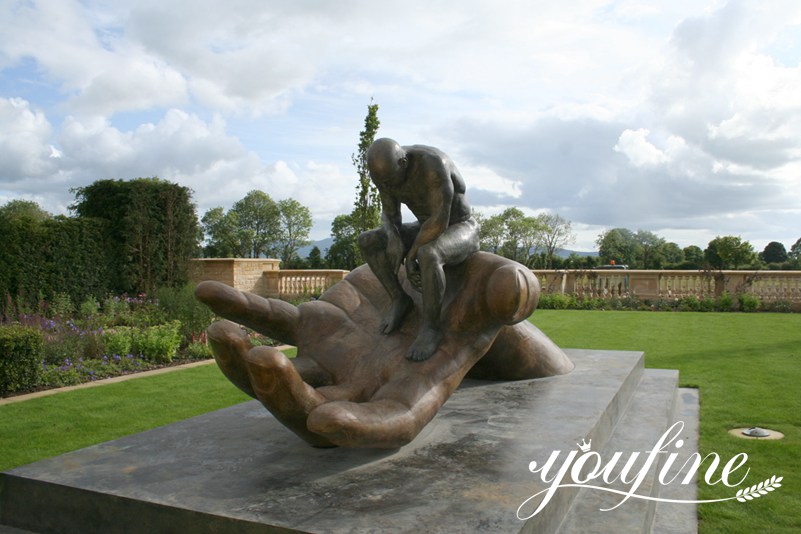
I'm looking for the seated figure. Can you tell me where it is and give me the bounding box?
[358,138,480,361]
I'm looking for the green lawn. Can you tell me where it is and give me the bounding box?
[529,310,801,534]
[1,312,799,533]
[0,365,251,471]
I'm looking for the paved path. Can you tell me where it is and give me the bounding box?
[0,346,293,406]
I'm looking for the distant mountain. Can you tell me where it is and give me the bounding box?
[556,249,598,258]
[297,239,597,260]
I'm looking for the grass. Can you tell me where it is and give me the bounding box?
[528,310,801,534]
[1,312,799,533]
[0,364,250,471]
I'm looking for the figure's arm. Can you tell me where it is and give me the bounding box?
[380,190,402,234]
[407,166,453,263]
[380,191,405,267]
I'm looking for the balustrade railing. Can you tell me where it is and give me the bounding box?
[276,270,348,298]
[191,259,801,303]
[530,269,801,302]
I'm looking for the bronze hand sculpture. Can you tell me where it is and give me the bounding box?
[196,252,573,449]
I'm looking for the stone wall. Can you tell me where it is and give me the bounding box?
[189,258,347,299]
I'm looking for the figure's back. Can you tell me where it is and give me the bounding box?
[402,144,472,224]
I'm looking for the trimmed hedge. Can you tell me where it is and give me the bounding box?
[0,216,112,316]
[0,325,44,395]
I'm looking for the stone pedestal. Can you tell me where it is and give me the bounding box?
[0,350,697,533]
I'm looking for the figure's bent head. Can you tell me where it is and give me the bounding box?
[368,138,406,185]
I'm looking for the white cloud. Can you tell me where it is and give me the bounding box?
[0,97,56,180]
[614,129,668,167]
[1,0,800,250]
[460,165,523,199]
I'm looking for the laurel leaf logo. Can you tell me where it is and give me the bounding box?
[736,476,783,503]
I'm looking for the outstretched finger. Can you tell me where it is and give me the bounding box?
[207,320,257,398]
[195,281,299,345]
[245,346,335,448]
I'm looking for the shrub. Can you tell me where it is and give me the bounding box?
[40,353,152,388]
[102,327,134,357]
[131,321,181,363]
[101,295,131,326]
[678,296,701,312]
[699,296,716,312]
[49,292,74,318]
[154,284,214,343]
[762,300,792,313]
[647,299,678,312]
[716,292,734,312]
[738,293,760,313]
[0,325,44,395]
[182,340,212,360]
[79,296,100,319]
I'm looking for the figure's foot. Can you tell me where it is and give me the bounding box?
[380,294,413,334]
[406,326,443,361]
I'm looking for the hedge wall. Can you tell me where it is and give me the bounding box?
[0,215,112,314]
[0,325,44,395]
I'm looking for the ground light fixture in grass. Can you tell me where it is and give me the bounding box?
[1,314,799,534]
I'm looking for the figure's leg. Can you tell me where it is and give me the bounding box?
[358,225,415,334]
[407,218,480,361]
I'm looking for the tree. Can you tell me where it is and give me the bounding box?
[276,198,312,265]
[596,228,683,269]
[536,213,575,268]
[230,190,280,258]
[71,178,199,292]
[307,246,325,269]
[760,241,788,264]
[509,214,546,267]
[634,230,667,269]
[477,212,506,254]
[596,228,638,267]
[789,238,801,269]
[498,208,527,262]
[201,207,243,257]
[790,238,801,259]
[328,101,382,268]
[475,208,554,267]
[0,200,51,222]
[704,236,756,270]
[351,99,382,236]
[325,214,360,270]
[682,245,705,269]
[662,242,684,267]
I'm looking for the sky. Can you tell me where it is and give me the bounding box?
[1,0,801,253]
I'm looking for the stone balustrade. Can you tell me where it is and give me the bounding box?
[191,259,801,303]
[530,269,801,302]
[266,269,349,299]
[190,258,348,299]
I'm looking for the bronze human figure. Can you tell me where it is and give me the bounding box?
[359,138,479,361]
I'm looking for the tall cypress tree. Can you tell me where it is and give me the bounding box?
[351,99,381,235]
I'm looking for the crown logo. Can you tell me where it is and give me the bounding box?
[577,438,592,453]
